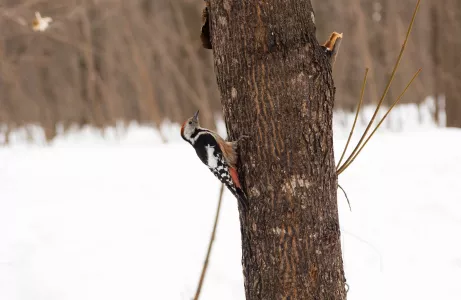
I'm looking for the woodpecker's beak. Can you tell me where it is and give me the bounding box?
[193,110,200,122]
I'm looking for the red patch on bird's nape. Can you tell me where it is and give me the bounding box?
[180,120,187,138]
[229,167,242,188]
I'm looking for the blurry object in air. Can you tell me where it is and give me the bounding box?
[32,12,52,32]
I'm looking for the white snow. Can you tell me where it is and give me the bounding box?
[1,101,460,299]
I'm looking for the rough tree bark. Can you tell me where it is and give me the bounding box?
[209,0,346,299]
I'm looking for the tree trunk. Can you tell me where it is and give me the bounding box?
[209,1,346,299]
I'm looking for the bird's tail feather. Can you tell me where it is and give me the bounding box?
[232,186,248,211]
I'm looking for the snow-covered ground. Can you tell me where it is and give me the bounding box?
[1,103,460,299]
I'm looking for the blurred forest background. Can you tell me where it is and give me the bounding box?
[0,0,460,142]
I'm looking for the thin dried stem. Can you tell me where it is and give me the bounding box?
[337,0,421,174]
[336,68,368,170]
[338,184,352,211]
[338,69,421,175]
[193,184,225,300]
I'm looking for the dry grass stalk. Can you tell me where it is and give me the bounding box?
[336,0,422,175]
[193,184,225,300]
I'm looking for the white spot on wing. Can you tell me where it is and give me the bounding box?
[206,145,218,169]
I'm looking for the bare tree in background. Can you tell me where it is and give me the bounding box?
[1,0,458,142]
[209,0,346,298]
[313,0,434,123]
[0,0,220,140]
[432,0,461,128]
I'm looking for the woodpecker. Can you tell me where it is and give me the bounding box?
[180,110,248,210]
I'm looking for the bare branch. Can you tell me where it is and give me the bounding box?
[338,69,421,175]
[193,184,225,300]
[336,68,368,170]
[338,184,352,211]
[337,0,421,175]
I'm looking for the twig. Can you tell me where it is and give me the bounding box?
[193,184,225,300]
[338,69,421,175]
[336,0,421,175]
[338,184,352,211]
[336,68,368,170]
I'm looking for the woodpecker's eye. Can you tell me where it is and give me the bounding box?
[188,121,192,125]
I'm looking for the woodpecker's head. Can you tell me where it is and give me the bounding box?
[180,110,200,144]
